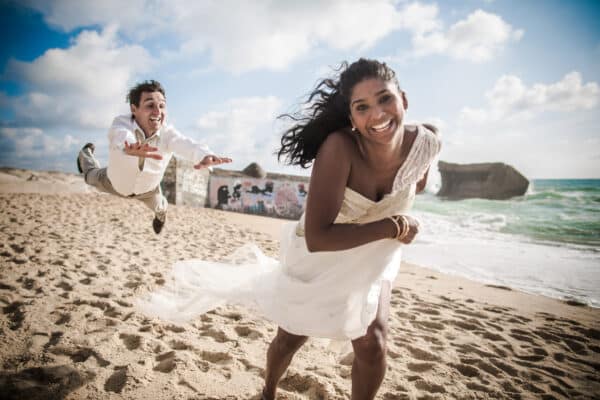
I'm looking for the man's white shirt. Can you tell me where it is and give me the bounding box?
[107,114,212,196]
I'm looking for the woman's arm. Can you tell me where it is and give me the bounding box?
[304,132,398,252]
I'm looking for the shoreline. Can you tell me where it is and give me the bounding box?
[221,207,598,311]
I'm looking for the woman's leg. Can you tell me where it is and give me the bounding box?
[350,281,391,400]
[263,327,308,399]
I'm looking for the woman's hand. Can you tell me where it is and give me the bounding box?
[393,214,420,244]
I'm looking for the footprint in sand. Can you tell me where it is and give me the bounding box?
[169,340,192,350]
[163,324,185,333]
[54,312,71,325]
[278,371,331,398]
[0,365,93,399]
[200,327,230,343]
[17,277,36,291]
[465,381,495,395]
[154,351,176,373]
[55,281,73,292]
[412,306,441,316]
[451,362,480,378]
[404,345,441,362]
[489,358,519,377]
[0,281,16,291]
[406,362,435,373]
[72,298,122,319]
[50,346,110,367]
[104,366,128,394]
[199,350,233,365]
[414,379,446,394]
[177,377,200,393]
[119,333,142,350]
[411,320,445,332]
[238,358,264,375]
[234,325,263,339]
[3,301,25,330]
[449,319,482,331]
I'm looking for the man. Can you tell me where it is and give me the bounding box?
[78,80,231,234]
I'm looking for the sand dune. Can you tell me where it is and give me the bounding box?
[0,169,598,399]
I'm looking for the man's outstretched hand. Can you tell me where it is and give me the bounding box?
[194,155,233,169]
[124,141,163,160]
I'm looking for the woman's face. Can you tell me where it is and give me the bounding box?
[348,78,407,146]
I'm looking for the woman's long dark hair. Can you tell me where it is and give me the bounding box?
[277,58,399,168]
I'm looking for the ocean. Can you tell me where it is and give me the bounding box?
[404,179,600,307]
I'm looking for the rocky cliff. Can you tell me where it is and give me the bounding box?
[437,161,529,200]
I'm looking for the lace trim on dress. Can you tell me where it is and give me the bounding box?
[393,125,441,192]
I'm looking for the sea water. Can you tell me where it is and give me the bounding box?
[404,179,600,307]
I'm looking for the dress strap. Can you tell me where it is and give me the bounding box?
[393,125,441,192]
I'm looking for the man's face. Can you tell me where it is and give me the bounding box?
[130,91,167,137]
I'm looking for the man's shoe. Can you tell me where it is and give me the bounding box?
[152,215,165,234]
[77,143,99,174]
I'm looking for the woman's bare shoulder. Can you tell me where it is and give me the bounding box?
[323,129,355,147]
[317,130,357,160]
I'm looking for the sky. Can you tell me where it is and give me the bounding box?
[0,0,599,179]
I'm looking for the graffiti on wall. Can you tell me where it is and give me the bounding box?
[209,177,308,219]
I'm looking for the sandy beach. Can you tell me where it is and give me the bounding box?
[0,168,598,400]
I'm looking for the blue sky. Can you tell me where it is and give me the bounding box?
[1,0,599,179]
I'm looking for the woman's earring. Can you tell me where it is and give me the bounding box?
[351,126,357,132]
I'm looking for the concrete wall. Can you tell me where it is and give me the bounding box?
[162,157,210,208]
[208,176,308,220]
[162,157,309,219]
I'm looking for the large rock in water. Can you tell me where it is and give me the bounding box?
[437,161,529,200]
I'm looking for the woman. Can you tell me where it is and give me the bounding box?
[263,58,440,399]
[138,58,440,399]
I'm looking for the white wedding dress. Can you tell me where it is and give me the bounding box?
[137,125,440,340]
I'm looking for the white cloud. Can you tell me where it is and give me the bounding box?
[21,0,448,73]
[160,0,409,73]
[4,26,152,129]
[459,71,599,125]
[412,9,523,62]
[0,127,80,159]
[21,0,146,33]
[396,2,442,36]
[23,1,523,70]
[196,96,283,168]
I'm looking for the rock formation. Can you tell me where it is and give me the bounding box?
[437,161,529,200]
[242,162,267,179]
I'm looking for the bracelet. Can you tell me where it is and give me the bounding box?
[387,216,401,239]
[397,215,410,241]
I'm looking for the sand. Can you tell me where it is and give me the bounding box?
[0,168,598,399]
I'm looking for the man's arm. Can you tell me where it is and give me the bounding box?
[163,126,231,168]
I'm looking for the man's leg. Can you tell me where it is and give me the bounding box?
[263,328,308,400]
[78,146,120,196]
[78,145,100,173]
[136,186,168,234]
[350,281,391,400]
